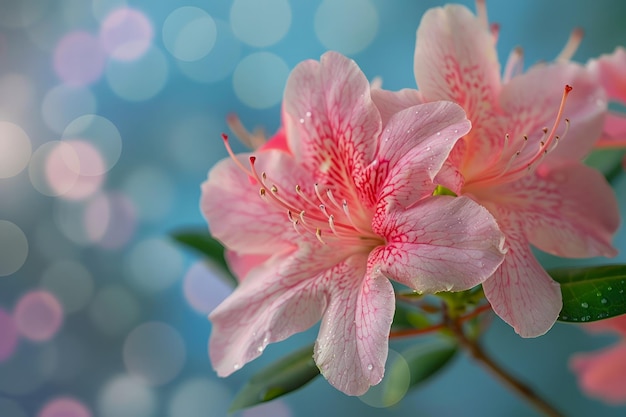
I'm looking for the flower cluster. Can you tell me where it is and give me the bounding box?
[200,0,624,401]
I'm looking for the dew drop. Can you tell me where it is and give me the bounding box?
[366,364,373,371]
[581,302,589,309]
[601,298,608,304]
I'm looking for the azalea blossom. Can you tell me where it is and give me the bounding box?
[201,51,507,395]
[411,2,620,337]
[570,315,626,404]
[587,47,626,149]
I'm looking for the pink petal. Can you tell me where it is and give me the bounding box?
[283,51,381,186]
[224,250,271,282]
[570,343,626,404]
[201,149,312,257]
[375,101,471,210]
[587,46,626,104]
[413,4,502,173]
[500,62,606,163]
[482,220,562,337]
[373,196,505,292]
[370,88,424,127]
[314,254,395,396]
[209,249,339,376]
[512,162,619,258]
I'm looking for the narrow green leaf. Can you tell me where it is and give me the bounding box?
[229,344,320,412]
[550,264,626,323]
[170,229,237,287]
[384,338,457,399]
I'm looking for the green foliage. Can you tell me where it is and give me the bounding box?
[550,264,626,322]
[171,229,237,287]
[384,338,457,401]
[229,344,320,412]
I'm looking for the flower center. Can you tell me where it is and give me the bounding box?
[466,84,572,189]
[221,133,383,249]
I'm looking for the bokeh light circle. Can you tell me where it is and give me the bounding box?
[14,290,63,342]
[40,260,95,314]
[314,0,379,55]
[230,0,291,47]
[177,19,241,83]
[38,397,91,417]
[44,140,106,200]
[163,7,216,62]
[358,349,410,408]
[0,309,19,362]
[168,378,232,417]
[126,237,184,292]
[89,285,141,337]
[123,322,186,386]
[183,261,233,314]
[62,114,122,173]
[0,397,28,417]
[0,122,31,179]
[97,374,156,417]
[0,342,58,395]
[122,166,175,222]
[233,52,289,109]
[105,46,168,101]
[0,220,29,276]
[84,192,137,249]
[54,31,106,86]
[41,85,97,134]
[100,7,153,61]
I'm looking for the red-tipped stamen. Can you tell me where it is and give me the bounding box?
[505,85,572,177]
[223,133,254,177]
[556,28,584,62]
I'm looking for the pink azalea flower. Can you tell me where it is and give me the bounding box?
[571,315,626,404]
[587,47,626,149]
[201,51,507,395]
[412,2,620,337]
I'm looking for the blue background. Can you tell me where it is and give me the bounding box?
[1,0,626,416]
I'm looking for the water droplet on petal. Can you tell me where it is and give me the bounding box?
[581,302,589,309]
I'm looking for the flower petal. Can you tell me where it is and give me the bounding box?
[373,196,505,292]
[209,248,338,377]
[201,149,312,257]
[370,87,424,127]
[493,162,619,258]
[570,343,626,404]
[375,101,471,210]
[283,51,381,186]
[482,220,562,337]
[314,254,395,396]
[413,4,502,175]
[500,62,606,163]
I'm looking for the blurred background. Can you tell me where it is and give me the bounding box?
[1,0,626,416]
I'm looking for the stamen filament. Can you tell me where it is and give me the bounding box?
[556,28,584,62]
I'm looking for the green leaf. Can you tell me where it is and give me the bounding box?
[550,264,626,323]
[229,344,320,412]
[170,229,237,287]
[384,338,457,400]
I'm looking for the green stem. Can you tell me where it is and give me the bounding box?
[446,316,565,417]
